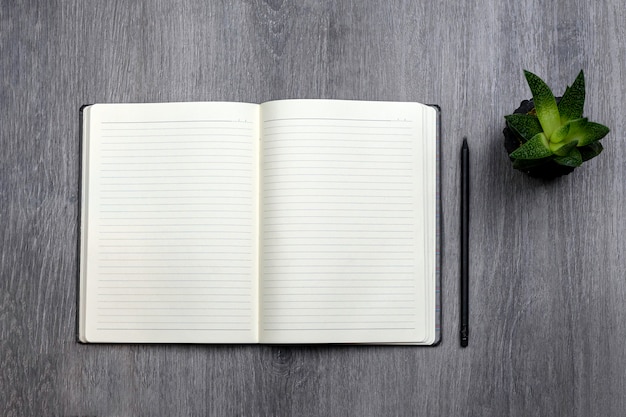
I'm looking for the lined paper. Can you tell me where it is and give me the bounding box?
[258,100,436,344]
[80,103,259,343]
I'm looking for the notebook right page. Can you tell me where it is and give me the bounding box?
[259,100,437,344]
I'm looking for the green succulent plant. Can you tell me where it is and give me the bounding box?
[505,70,610,175]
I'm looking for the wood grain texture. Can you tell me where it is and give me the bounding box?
[1,0,625,415]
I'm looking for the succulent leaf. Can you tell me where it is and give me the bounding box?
[563,117,588,134]
[512,157,553,170]
[554,117,588,144]
[551,139,578,156]
[524,70,561,138]
[550,123,570,144]
[579,142,603,161]
[554,148,582,167]
[575,122,611,146]
[509,132,552,160]
[557,70,585,123]
[505,114,543,142]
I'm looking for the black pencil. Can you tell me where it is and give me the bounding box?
[460,138,470,348]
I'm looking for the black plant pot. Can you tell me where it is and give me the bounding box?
[503,98,575,179]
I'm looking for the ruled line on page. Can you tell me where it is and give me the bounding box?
[100,119,251,124]
[101,133,252,138]
[101,140,252,145]
[96,326,251,332]
[264,119,411,130]
[263,131,412,137]
[263,117,413,123]
[101,126,252,131]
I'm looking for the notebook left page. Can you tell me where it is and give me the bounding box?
[79,102,260,343]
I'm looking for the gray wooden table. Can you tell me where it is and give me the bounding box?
[2,1,625,415]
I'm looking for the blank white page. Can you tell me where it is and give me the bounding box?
[258,100,437,344]
[79,102,259,343]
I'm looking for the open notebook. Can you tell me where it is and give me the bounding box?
[78,99,440,345]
